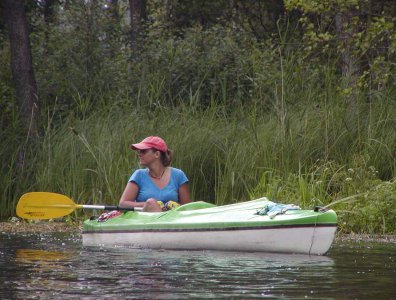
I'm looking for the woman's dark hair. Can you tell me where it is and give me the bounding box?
[160,149,172,167]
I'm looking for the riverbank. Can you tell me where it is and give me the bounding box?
[0,220,82,233]
[335,233,396,243]
[1,221,395,243]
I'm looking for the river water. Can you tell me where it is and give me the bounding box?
[0,232,395,299]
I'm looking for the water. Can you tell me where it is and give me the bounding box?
[1,232,395,299]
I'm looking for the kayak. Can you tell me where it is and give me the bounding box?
[82,198,337,255]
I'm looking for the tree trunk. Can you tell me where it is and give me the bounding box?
[108,0,120,21]
[129,0,147,53]
[3,0,39,139]
[334,7,361,127]
[163,0,175,30]
[335,9,360,102]
[105,0,121,55]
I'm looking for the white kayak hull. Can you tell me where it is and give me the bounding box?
[83,225,337,255]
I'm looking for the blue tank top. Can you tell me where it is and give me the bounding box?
[128,167,188,203]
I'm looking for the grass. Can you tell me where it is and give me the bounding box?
[1,93,394,233]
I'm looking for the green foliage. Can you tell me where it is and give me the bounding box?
[352,180,396,234]
[162,0,231,28]
[284,0,396,93]
[0,38,17,131]
[134,25,256,108]
[250,158,396,234]
[29,1,130,118]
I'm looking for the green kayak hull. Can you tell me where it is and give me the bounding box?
[83,198,337,255]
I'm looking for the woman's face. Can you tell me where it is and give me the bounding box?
[137,149,158,166]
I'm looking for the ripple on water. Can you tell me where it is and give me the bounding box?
[0,232,395,299]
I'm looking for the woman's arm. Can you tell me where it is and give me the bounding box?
[178,183,191,205]
[119,182,145,209]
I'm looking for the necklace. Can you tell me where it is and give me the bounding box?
[149,168,166,180]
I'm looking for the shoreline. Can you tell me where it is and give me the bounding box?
[335,232,396,243]
[0,221,82,234]
[1,221,395,243]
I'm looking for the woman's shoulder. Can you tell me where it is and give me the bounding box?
[170,167,188,181]
[130,168,149,181]
[132,168,149,175]
[170,167,185,175]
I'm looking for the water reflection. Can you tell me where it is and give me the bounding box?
[16,249,71,263]
[75,247,335,299]
[0,232,395,299]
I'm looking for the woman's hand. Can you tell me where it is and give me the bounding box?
[143,198,163,212]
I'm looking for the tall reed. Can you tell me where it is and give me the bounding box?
[1,91,395,232]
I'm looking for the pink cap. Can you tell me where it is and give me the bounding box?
[130,136,168,152]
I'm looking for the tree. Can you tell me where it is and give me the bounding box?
[234,0,286,40]
[104,0,121,55]
[129,0,147,52]
[41,0,59,25]
[284,0,396,95]
[3,0,39,140]
[334,7,360,102]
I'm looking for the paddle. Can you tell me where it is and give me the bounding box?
[16,192,141,220]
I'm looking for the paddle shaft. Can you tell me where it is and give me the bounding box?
[78,204,142,211]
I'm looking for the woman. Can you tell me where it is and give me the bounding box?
[119,136,191,212]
